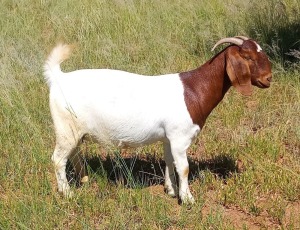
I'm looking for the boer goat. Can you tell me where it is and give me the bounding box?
[44,36,272,204]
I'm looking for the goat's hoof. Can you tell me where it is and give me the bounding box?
[180,195,195,206]
[59,188,74,199]
[164,187,177,198]
[64,190,74,199]
[167,191,176,198]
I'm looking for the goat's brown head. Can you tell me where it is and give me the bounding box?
[212,36,272,96]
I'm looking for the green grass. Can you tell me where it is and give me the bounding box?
[1,0,300,229]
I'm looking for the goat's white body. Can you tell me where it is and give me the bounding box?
[45,44,200,203]
[49,69,199,147]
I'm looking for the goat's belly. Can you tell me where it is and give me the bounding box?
[85,118,166,148]
[112,131,165,148]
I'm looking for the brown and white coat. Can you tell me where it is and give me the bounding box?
[44,36,272,204]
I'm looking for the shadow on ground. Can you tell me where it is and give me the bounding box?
[67,152,240,188]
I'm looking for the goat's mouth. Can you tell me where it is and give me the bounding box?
[256,79,271,88]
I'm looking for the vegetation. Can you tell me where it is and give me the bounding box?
[0,0,299,228]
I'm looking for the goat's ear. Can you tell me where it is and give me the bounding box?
[226,48,253,96]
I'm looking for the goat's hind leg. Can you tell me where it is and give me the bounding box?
[163,142,177,197]
[52,140,78,198]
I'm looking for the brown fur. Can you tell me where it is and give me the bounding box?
[180,40,272,128]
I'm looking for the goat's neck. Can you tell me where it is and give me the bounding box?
[180,53,231,128]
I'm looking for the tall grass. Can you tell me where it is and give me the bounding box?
[246,0,300,66]
[0,0,299,228]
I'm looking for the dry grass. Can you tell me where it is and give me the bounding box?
[0,0,299,229]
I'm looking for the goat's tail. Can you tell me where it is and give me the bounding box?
[44,43,72,86]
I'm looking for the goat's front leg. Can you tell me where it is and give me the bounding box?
[170,141,194,204]
[163,142,177,197]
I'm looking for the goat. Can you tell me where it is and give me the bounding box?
[44,36,272,204]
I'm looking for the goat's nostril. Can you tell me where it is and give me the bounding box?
[267,76,272,82]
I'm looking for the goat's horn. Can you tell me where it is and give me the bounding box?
[211,37,244,51]
[235,36,249,40]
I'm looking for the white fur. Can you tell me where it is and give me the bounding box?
[44,44,200,203]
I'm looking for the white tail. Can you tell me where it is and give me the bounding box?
[44,43,72,86]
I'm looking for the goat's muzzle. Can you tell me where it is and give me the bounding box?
[256,74,272,88]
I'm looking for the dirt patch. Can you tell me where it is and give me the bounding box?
[283,201,300,228]
[145,185,300,229]
[200,190,273,229]
[223,206,279,229]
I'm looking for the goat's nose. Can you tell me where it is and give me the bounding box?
[267,76,272,82]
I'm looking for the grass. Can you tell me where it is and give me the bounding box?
[0,0,300,229]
